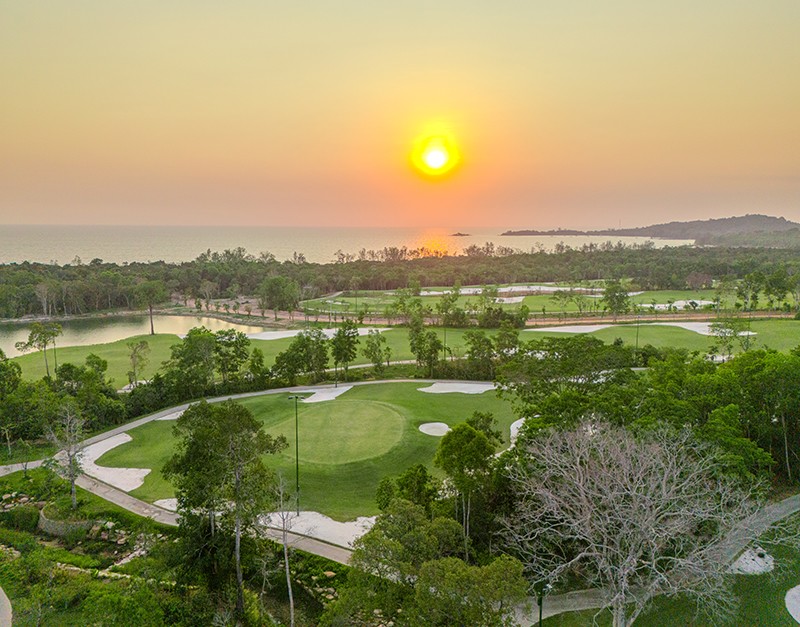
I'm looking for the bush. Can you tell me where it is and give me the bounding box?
[0,504,40,532]
[0,525,37,553]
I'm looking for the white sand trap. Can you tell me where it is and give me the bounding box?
[156,409,186,421]
[300,385,353,403]
[496,296,524,304]
[154,498,178,511]
[730,547,774,574]
[82,434,150,492]
[261,511,376,548]
[247,327,389,341]
[418,382,495,394]
[510,418,525,444]
[786,584,800,623]
[419,422,451,436]
[526,324,613,334]
[649,322,756,336]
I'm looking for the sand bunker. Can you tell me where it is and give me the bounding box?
[419,422,451,436]
[650,321,756,336]
[260,511,376,548]
[156,409,185,421]
[495,296,525,304]
[151,500,374,547]
[526,324,613,334]
[526,321,756,337]
[300,385,353,403]
[786,584,800,623]
[510,418,525,444]
[154,498,178,511]
[729,547,774,574]
[82,434,150,492]
[247,327,388,341]
[418,382,495,394]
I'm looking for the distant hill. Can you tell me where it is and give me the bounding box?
[502,214,800,239]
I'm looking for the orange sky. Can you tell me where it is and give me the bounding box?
[1,2,798,228]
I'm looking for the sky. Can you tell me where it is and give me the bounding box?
[1,1,798,229]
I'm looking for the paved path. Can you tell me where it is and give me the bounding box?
[74,474,353,565]
[0,583,11,626]
[4,380,800,620]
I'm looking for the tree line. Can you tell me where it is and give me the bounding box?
[3,245,800,318]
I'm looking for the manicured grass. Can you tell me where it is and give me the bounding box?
[12,333,178,386]
[96,382,517,520]
[268,400,405,464]
[525,319,800,355]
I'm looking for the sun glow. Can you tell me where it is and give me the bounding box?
[411,133,461,178]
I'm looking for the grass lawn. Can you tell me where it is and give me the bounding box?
[12,319,800,386]
[12,326,496,383]
[525,319,800,355]
[96,382,517,521]
[11,333,179,386]
[543,523,800,626]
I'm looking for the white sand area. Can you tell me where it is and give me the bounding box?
[786,584,800,623]
[156,409,185,421]
[260,511,376,548]
[526,321,756,337]
[510,418,525,444]
[151,500,375,547]
[154,498,178,511]
[729,547,774,574]
[649,321,756,336]
[527,324,613,334]
[300,385,353,403]
[418,382,495,394]
[82,434,150,492]
[648,300,714,310]
[247,327,389,341]
[495,296,525,304]
[419,422,451,436]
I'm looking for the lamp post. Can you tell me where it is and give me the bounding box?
[288,395,301,515]
[533,581,553,627]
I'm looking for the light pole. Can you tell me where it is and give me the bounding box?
[533,581,553,627]
[288,395,301,515]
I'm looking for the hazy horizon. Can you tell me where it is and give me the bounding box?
[2,2,798,229]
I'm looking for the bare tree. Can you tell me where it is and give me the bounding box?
[260,473,299,627]
[47,402,85,510]
[502,421,763,627]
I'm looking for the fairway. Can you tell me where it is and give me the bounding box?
[95,382,517,520]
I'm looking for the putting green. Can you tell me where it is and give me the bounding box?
[95,382,518,519]
[269,400,405,464]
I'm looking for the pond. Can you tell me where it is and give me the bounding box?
[0,315,268,357]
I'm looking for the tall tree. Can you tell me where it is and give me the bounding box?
[126,339,150,387]
[434,424,494,561]
[362,329,391,375]
[47,401,85,510]
[331,320,359,383]
[164,400,287,618]
[134,280,168,335]
[503,421,763,627]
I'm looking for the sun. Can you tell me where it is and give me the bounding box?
[411,134,461,178]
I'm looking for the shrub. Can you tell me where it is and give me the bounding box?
[1,504,40,533]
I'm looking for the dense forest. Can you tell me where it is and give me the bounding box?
[2,244,800,319]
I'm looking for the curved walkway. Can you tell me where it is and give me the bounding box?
[3,380,800,621]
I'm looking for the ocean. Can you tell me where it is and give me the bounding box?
[0,225,692,265]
